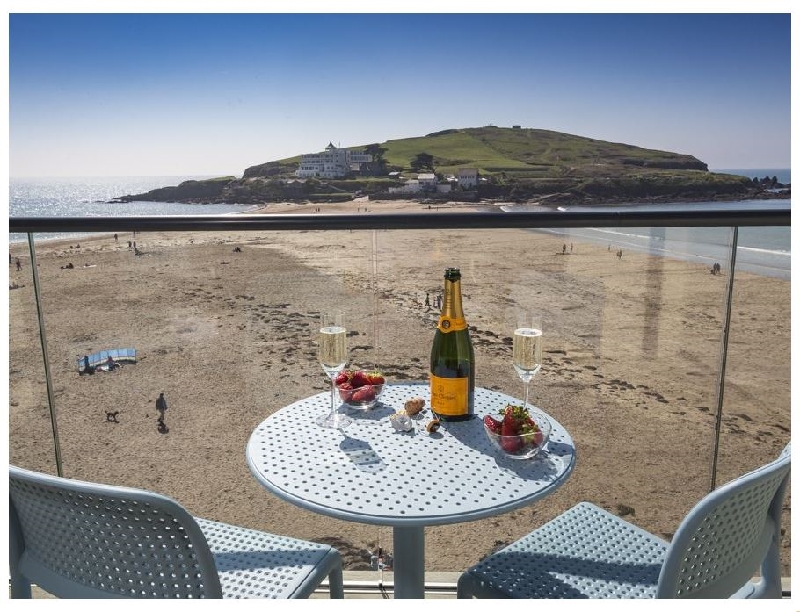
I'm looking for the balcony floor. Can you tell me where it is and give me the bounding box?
[19,573,791,600]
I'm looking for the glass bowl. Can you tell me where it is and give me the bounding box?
[483,407,551,459]
[337,382,385,410]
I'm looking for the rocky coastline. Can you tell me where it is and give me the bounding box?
[109,176,789,208]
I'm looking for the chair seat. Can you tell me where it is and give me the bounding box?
[458,502,669,598]
[460,444,790,599]
[9,464,344,599]
[195,518,341,599]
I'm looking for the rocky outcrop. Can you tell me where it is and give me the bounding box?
[110,172,788,207]
[242,162,286,179]
[111,177,235,203]
[621,158,708,171]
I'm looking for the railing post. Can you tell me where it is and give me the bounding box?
[709,225,738,491]
[27,233,63,477]
[372,229,380,367]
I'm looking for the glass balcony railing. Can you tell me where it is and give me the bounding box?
[8,204,791,579]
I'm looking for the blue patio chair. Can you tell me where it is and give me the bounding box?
[458,443,790,599]
[9,465,344,599]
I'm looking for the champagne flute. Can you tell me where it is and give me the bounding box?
[316,312,352,429]
[513,313,543,410]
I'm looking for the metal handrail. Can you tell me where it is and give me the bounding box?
[8,202,791,233]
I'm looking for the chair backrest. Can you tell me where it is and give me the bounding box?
[9,465,223,598]
[657,443,791,598]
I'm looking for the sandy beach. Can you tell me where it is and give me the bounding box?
[8,197,791,576]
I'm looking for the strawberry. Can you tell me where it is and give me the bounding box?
[350,370,370,388]
[522,417,544,447]
[334,370,351,386]
[483,415,502,434]
[500,432,523,452]
[501,408,521,435]
[366,370,385,385]
[351,386,376,403]
[337,381,354,402]
[500,413,523,452]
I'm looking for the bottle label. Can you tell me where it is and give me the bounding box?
[437,316,468,333]
[430,374,469,416]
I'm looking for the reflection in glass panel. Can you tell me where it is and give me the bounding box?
[6,222,789,577]
[9,238,60,475]
[719,225,791,577]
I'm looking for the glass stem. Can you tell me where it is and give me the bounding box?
[330,378,337,422]
[523,380,530,410]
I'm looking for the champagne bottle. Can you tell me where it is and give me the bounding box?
[430,268,475,420]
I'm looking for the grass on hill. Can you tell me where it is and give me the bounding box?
[275,126,707,180]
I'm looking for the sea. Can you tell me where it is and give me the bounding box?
[8,170,791,280]
[503,168,791,280]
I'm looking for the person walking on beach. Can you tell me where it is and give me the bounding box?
[81,355,95,375]
[114,233,118,243]
[15,257,21,271]
[156,392,168,423]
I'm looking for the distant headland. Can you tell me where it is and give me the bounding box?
[110,126,790,206]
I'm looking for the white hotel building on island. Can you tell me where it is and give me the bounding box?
[295,142,372,178]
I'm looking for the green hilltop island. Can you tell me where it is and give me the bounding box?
[112,126,790,206]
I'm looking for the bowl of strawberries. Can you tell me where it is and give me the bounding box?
[483,404,551,460]
[335,369,386,410]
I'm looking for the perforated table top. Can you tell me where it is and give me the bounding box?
[246,384,576,528]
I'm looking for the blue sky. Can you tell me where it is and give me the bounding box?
[7,10,793,177]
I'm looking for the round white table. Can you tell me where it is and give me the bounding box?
[246,383,576,598]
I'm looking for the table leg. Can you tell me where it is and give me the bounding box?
[392,525,425,599]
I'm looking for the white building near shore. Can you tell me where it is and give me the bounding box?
[458,168,479,189]
[295,143,372,178]
[389,179,422,194]
[417,173,437,190]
